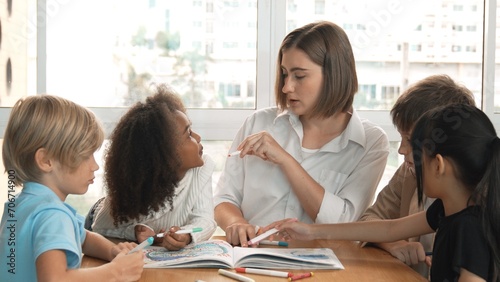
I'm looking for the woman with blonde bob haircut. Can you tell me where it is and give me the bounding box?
[0,95,144,281]
[214,21,389,247]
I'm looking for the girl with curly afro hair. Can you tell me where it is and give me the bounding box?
[86,84,216,250]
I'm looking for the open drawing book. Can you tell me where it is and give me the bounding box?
[143,239,344,270]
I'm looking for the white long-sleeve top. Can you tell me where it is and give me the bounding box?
[91,155,216,243]
[214,107,389,226]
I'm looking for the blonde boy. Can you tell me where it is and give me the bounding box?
[0,95,143,281]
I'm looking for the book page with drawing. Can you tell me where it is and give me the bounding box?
[142,239,344,270]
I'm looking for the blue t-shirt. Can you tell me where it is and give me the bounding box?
[0,182,86,281]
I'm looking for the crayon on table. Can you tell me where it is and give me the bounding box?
[218,269,255,282]
[127,237,154,254]
[288,272,314,281]
[235,267,292,278]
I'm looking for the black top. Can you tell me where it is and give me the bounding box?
[427,199,492,281]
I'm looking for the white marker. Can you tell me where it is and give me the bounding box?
[218,269,255,282]
[156,227,203,237]
[227,150,241,157]
[175,227,203,234]
[235,267,292,277]
[247,228,279,245]
[128,236,154,254]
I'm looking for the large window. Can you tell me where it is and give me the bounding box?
[2,0,500,216]
[42,0,258,109]
[15,0,495,137]
[286,0,484,111]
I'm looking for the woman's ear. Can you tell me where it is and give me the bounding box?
[34,148,53,172]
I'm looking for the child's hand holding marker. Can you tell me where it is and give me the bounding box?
[155,227,203,237]
[155,227,203,251]
[111,241,142,257]
[127,237,154,254]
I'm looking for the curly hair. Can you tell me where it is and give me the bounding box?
[105,85,186,225]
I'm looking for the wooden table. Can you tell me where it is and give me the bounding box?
[82,237,427,281]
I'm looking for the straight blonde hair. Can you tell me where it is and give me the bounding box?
[2,95,104,186]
